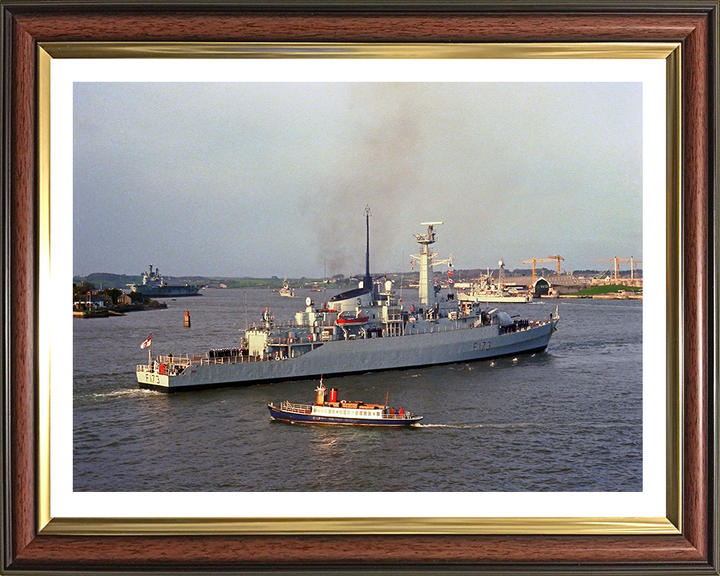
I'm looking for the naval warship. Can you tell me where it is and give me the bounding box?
[127,264,201,298]
[457,260,532,304]
[136,216,559,392]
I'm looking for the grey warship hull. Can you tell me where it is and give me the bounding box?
[137,318,556,392]
[134,285,201,297]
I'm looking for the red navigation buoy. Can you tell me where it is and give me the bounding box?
[184,310,191,328]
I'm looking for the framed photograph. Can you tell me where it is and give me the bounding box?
[2,1,717,574]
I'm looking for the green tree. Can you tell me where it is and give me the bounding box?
[103,287,122,305]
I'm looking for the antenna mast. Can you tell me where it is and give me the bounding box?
[364,206,372,292]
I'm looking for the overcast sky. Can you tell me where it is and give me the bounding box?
[74,82,642,279]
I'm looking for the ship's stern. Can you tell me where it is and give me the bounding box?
[136,364,172,390]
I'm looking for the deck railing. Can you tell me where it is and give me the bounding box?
[154,354,193,366]
[165,354,264,367]
[380,412,418,420]
[138,354,268,375]
[194,355,264,366]
[280,401,313,414]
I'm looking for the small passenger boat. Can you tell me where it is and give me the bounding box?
[268,379,423,426]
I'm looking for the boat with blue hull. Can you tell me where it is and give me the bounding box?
[136,215,559,392]
[268,379,422,426]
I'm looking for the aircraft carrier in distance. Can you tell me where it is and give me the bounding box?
[136,212,559,392]
[127,264,201,298]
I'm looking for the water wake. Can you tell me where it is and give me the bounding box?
[420,422,637,431]
[91,388,158,399]
[419,423,541,430]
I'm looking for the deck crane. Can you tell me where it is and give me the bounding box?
[597,257,637,280]
[522,256,564,285]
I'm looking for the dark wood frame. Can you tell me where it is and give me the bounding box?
[1,1,717,573]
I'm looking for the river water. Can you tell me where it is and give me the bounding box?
[73,289,642,492]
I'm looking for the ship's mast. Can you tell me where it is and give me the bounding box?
[411,222,453,306]
[413,222,442,306]
[364,206,372,293]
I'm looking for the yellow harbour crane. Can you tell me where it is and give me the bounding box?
[522,256,564,285]
[632,260,642,278]
[547,255,565,276]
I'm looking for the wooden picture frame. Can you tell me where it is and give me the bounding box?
[1,1,717,573]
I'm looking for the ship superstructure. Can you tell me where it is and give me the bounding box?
[136,215,559,392]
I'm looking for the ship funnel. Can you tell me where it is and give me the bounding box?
[315,378,327,405]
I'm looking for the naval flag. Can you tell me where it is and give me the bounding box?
[140,333,152,350]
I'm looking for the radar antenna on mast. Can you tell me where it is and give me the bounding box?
[415,222,443,245]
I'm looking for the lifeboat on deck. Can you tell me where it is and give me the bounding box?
[335,312,369,325]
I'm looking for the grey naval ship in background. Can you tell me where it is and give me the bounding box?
[127,264,201,298]
[137,216,559,392]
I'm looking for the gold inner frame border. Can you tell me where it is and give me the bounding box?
[37,41,682,536]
